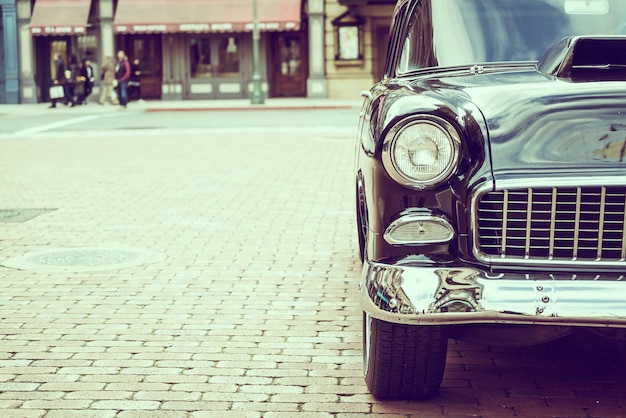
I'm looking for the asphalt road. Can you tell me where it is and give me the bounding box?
[0,107,625,417]
[0,105,359,136]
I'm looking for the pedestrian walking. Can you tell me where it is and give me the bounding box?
[98,56,117,105]
[114,50,131,109]
[48,53,66,108]
[65,54,80,107]
[128,58,142,102]
[78,58,95,105]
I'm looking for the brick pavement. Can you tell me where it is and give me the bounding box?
[0,119,625,417]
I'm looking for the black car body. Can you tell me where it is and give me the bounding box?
[356,0,626,400]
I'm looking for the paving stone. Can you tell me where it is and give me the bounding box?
[0,116,624,417]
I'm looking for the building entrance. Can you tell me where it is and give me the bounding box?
[268,31,308,97]
[186,34,248,99]
[35,37,70,102]
[116,35,162,100]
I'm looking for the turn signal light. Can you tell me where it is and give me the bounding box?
[384,215,455,245]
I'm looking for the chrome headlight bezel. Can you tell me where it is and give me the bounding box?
[384,213,455,246]
[382,115,461,189]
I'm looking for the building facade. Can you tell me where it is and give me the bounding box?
[324,0,395,99]
[0,0,19,104]
[4,0,395,103]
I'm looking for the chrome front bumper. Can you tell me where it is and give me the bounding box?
[361,260,626,327]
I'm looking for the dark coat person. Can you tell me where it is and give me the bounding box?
[63,54,80,107]
[128,58,142,101]
[78,59,95,104]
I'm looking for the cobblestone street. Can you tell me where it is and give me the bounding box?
[0,110,625,417]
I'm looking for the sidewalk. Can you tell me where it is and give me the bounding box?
[0,97,363,116]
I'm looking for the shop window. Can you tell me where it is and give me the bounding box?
[49,40,67,77]
[218,36,240,77]
[132,38,159,77]
[190,37,212,78]
[77,34,97,64]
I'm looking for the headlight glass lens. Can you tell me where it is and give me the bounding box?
[384,118,459,188]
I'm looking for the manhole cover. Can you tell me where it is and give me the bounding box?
[0,209,56,223]
[1,246,165,272]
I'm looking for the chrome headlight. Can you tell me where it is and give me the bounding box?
[382,116,461,189]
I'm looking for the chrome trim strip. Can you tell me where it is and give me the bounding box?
[524,188,533,259]
[622,192,626,260]
[548,188,557,260]
[597,186,606,260]
[470,179,496,263]
[501,190,509,257]
[470,176,626,269]
[573,187,581,260]
[361,260,626,327]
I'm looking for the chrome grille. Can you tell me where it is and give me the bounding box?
[476,186,626,263]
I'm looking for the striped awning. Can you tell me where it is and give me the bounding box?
[113,0,301,34]
[30,0,92,36]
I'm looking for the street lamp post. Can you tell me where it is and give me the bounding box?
[250,0,265,104]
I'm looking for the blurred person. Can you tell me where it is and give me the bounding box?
[128,58,142,101]
[49,53,66,108]
[78,58,95,104]
[98,56,118,105]
[114,50,131,109]
[66,54,80,107]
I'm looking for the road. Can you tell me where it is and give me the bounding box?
[0,104,356,136]
[0,105,625,417]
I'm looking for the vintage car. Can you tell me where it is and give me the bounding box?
[356,0,626,400]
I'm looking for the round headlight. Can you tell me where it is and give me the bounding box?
[382,116,460,188]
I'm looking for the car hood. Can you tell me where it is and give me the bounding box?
[412,68,626,178]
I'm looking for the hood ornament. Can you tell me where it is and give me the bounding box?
[470,65,484,75]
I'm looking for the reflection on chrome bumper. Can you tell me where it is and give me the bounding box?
[361,260,626,327]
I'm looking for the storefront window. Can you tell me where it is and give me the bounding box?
[190,37,212,78]
[77,34,97,64]
[132,37,159,77]
[49,40,67,77]
[218,36,240,77]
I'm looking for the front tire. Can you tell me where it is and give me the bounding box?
[363,313,448,400]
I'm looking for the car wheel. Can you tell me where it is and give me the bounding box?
[363,313,448,400]
[356,181,367,262]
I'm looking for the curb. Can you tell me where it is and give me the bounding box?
[145,104,356,112]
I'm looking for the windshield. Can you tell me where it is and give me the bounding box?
[398,0,626,73]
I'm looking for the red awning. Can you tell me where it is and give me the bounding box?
[30,0,92,36]
[113,0,301,34]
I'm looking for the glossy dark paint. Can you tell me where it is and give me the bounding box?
[357,74,491,264]
[357,62,626,267]
[358,1,626,401]
[440,69,626,173]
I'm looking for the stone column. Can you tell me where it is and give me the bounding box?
[14,0,34,103]
[306,0,327,98]
[97,0,114,62]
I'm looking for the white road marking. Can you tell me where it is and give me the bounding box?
[13,115,105,136]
